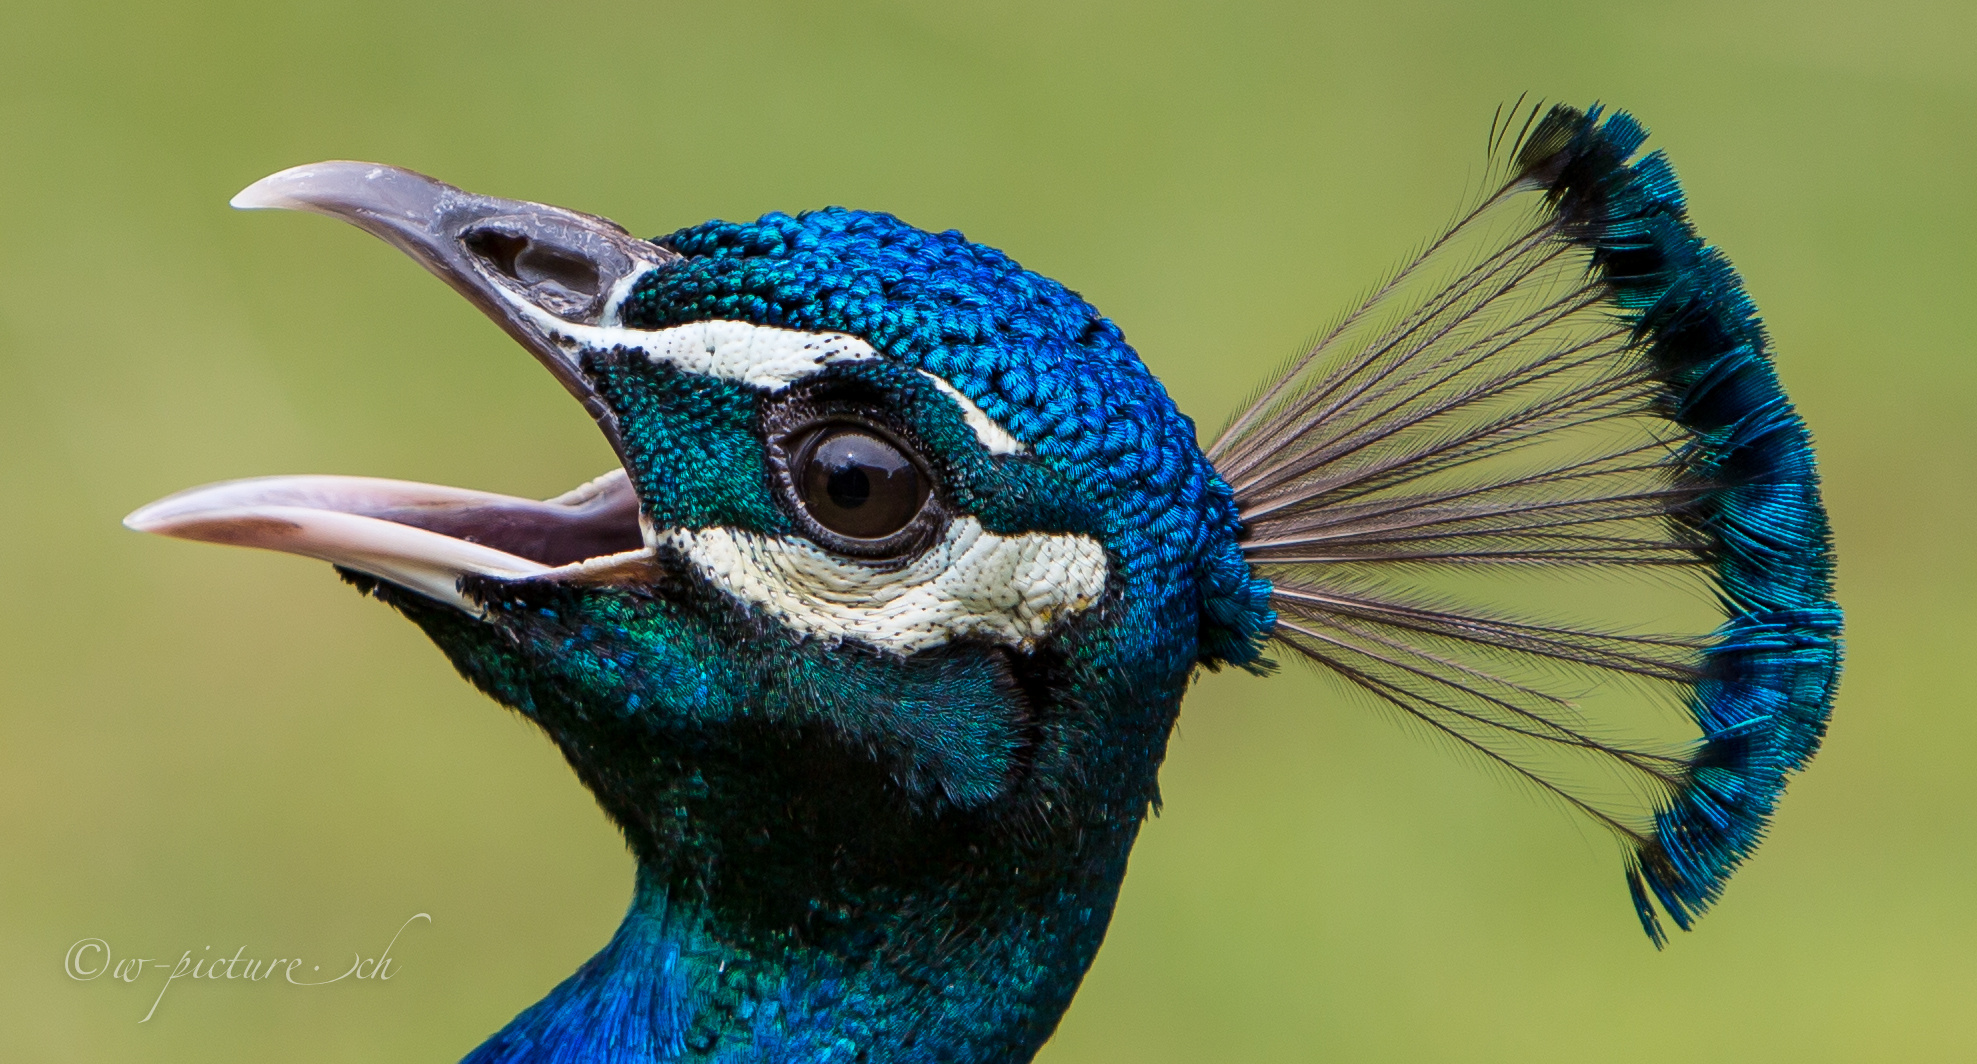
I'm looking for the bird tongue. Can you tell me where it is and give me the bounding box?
[125,468,647,613]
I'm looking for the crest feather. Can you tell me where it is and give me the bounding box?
[1211,103,1841,945]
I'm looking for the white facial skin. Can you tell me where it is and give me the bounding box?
[662,519,1106,656]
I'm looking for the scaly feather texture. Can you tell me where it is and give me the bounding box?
[1210,103,1841,944]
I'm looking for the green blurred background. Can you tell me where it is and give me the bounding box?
[2,0,1969,1059]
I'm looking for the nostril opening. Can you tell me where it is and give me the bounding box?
[465,229,528,278]
[514,245,600,296]
[465,230,602,298]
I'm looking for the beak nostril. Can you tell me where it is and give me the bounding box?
[464,229,528,277]
[465,229,604,299]
[516,244,602,296]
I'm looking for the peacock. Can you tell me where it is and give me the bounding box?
[127,103,1841,1063]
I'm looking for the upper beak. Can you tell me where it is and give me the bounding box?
[229,160,676,456]
[125,162,675,613]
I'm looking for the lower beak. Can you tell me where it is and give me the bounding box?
[126,162,674,612]
[126,470,647,614]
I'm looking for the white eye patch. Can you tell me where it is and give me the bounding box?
[547,315,882,390]
[509,293,1028,455]
[658,518,1106,656]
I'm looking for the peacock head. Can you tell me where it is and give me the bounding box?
[127,163,1274,914]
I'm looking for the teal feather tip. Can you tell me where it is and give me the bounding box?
[1523,104,1841,944]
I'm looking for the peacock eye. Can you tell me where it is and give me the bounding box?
[793,427,929,542]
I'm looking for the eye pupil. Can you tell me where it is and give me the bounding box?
[825,465,871,509]
[797,428,927,541]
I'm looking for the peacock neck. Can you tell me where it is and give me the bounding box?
[384,574,1196,1063]
[463,822,1142,1064]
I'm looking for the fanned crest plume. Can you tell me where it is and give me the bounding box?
[1209,103,1841,945]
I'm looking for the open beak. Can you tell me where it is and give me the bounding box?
[125,162,676,613]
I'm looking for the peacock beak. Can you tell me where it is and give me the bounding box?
[125,163,672,613]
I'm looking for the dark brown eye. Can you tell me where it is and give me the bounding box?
[795,427,929,541]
